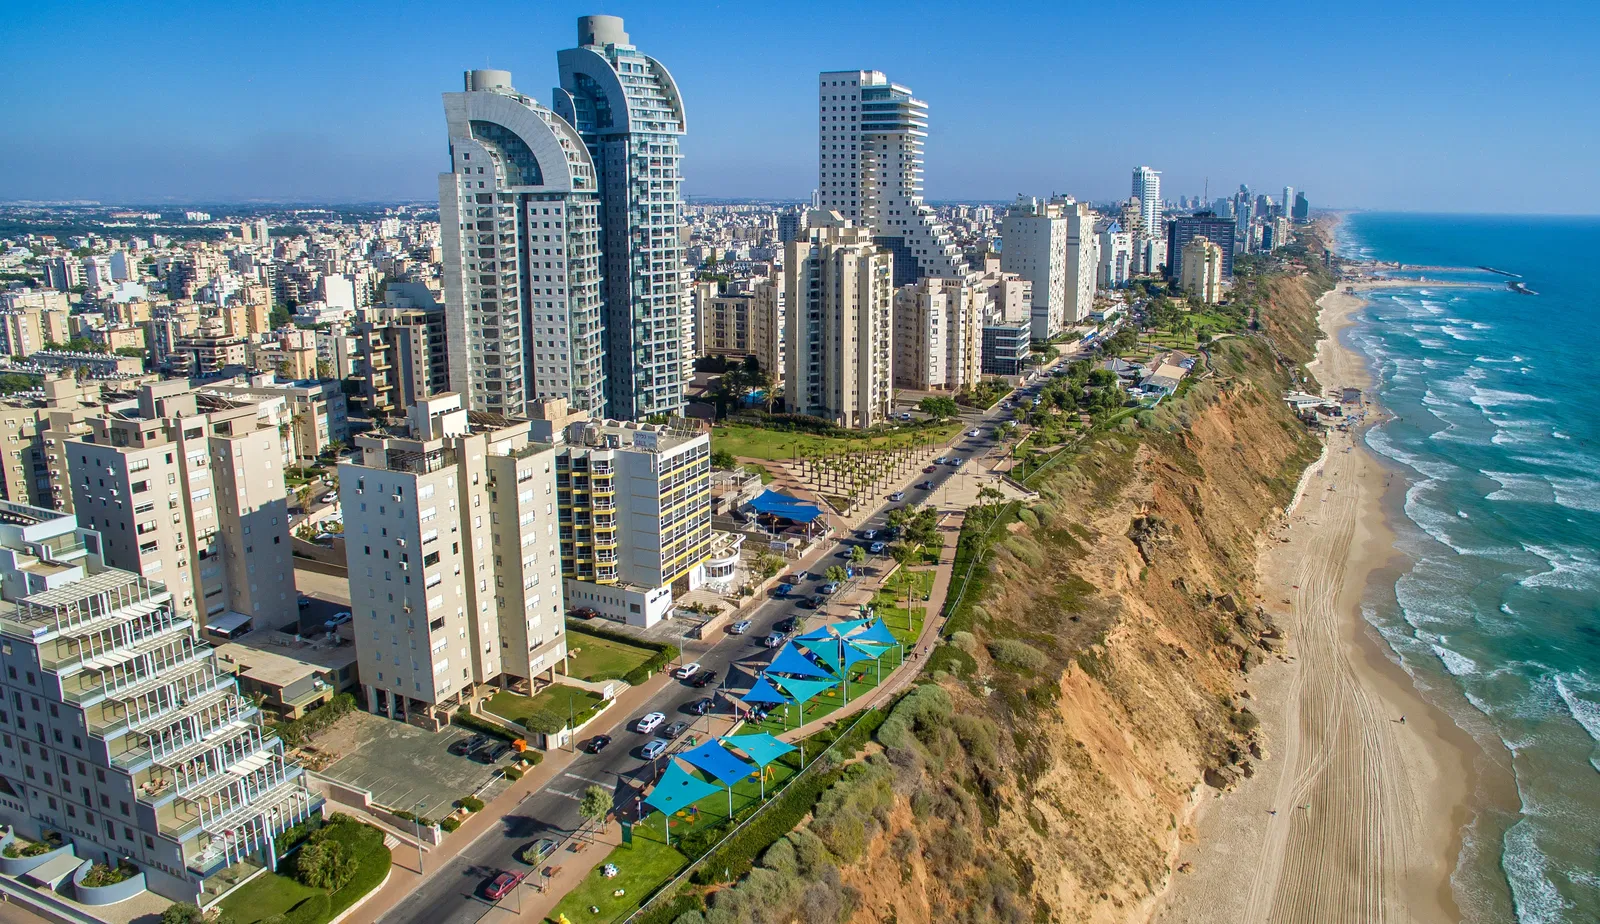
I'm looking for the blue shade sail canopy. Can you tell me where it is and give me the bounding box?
[770,676,838,705]
[738,676,791,705]
[676,740,756,786]
[643,762,722,817]
[723,732,796,768]
[767,643,832,678]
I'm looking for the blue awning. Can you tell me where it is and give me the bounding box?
[745,490,825,523]
[676,740,757,786]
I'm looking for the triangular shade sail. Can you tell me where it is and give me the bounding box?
[739,676,791,706]
[724,732,796,768]
[794,626,835,643]
[848,619,898,648]
[849,641,893,659]
[803,637,874,675]
[643,762,721,817]
[829,618,871,636]
[767,643,832,678]
[676,740,756,786]
[770,676,838,704]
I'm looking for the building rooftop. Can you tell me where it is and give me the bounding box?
[214,630,358,687]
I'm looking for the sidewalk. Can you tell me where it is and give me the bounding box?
[342,671,673,924]
[779,514,962,740]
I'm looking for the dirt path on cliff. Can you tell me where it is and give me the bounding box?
[1152,287,1473,924]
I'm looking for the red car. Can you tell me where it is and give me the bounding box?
[923,465,937,473]
[484,870,524,901]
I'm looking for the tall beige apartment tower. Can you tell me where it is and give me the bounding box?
[67,381,297,632]
[783,212,894,429]
[340,394,566,726]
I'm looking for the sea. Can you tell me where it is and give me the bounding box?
[1337,213,1600,923]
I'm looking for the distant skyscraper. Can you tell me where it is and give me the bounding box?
[437,68,606,416]
[817,70,966,284]
[1292,191,1310,223]
[1132,166,1162,236]
[556,15,688,420]
[1166,213,1237,281]
[1282,186,1295,220]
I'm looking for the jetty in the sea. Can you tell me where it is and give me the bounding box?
[1479,265,1522,278]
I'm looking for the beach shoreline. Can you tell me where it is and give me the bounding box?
[1151,276,1489,923]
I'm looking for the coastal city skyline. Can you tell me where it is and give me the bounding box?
[3,1,1595,212]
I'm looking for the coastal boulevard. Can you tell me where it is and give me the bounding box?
[375,404,1017,924]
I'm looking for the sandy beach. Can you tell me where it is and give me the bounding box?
[1150,281,1484,924]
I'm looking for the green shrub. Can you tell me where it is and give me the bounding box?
[440,817,461,832]
[294,837,356,890]
[81,860,137,887]
[450,711,520,742]
[634,889,705,924]
[988,638,1050,672]
[160,903,205,924]
[270,693,357,748]
[458,796,485,813]
[503,767,522,781]
[518,750,543,766]
[317,819,390,919]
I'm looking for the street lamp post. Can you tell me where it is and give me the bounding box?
[413,799,426,875]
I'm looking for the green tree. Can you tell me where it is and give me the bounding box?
[579,785,611,830]
[754,552,783,579]
[710,448,738,470]
[825,564,848,584]
[295,836,356,890]
[917,396,959,419]
[849,545,868,567]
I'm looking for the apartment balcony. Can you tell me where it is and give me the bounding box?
[183,772,319,879]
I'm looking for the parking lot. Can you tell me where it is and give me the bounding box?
[321,709,506,814]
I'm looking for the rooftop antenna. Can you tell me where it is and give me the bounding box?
[1203,177,1209,204]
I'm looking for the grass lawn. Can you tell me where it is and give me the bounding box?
[546,839,686,924]
[712,422,961,462]
[221,819,391,924]
[487,686,606,731]
[221,871,319,923]
[563,630,656,683]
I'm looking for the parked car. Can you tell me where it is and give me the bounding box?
[635,712,665,734]
[806,594,827,608]
[917,480,934,490]
[884,526,902,540]
[673,662,702,680]
[775,583,793,597]
[470,743,501,764]
[729,619,752,635]
[449,734,487,757]
[775,616,797,633]
[485,742,514,762]
[483,870,524,901]
[897,412,913,421]
[869,541,886,554]
[320,493,338,504]
[692,669,720,688]
[888,491,905,501]
[764,632,786,648]
[690,697,715,716]
[859,529,878,540]
[585,734,612,754]
[968,429,982,438]
[660,721,689,740]
[796,595,818,609]
[324,611,352,629]
[819,582,840,595]
[923,465,938,473]
[641,738,671,760]
[519,838,559,866]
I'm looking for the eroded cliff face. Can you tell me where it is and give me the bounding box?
[831,279,1328,924]
[672,271,1330,924]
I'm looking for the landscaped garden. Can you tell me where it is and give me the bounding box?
[710,421,960,462]
[562,629,658,683]
[213,815,390,924]
[545,838,687,923]
[486,686,607,734]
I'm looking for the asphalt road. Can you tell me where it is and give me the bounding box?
[378,405,1016,924]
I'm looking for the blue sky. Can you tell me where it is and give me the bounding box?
[3,1,1595,212]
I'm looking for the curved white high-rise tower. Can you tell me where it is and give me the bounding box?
[556,16,689,421]
[818,70,966,285]
[438,69,606,415]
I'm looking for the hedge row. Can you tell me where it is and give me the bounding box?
[451,710,520,742]
[565,622,680,686]
[688,706,890,885]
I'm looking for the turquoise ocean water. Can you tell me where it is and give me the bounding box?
[1337,213,1600,923]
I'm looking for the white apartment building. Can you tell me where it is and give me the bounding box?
[556,16,689,421]
[1064,202,1100,325]
[893,277,983,392]
[527,401,712,628]
[0,501,319,907]
[67,381,298,633]
[692,276,783,377]
[340,394,566,726]
[1000,197,1068,339]
[817,70,965,285]
[438,69,607,418]
[1096,219,1133,289]
[1132,166,1162,237]
[784,213,894,429]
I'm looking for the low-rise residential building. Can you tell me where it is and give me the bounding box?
[214,632,360,719]
[0,500,320,906]
[340,394,567,726]
[692,276,783,378]
[982,322,1032,376]
[528,400,712,628]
